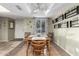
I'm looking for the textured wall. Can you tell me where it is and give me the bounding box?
[15,18,35,38]
[24,18,35,34]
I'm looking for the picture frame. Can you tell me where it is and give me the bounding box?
[61,22,69,28]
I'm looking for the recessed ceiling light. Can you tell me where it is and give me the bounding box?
[0,5,10,12]
[33,9,39,13]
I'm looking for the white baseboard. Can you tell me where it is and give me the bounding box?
[0,40,8,42]
[55,42,73,56]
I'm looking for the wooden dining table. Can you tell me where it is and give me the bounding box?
[26,36,51,56]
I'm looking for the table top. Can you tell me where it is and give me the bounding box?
[32,37,46,40]
[29,35,48,40]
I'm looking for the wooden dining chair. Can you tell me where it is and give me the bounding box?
[31,40,46,56]
[26,37,32,56]
[24,32,31,56]
[24,32,31,44]
[46,37,51,56]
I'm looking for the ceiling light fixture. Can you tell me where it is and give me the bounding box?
[16,5,22,11]
[45,4,55,15]
[32,4,40,12]
[0,5,10,12]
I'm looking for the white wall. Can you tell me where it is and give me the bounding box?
[15,19,25,38]
[48,18,54,33]
[52,15,79,56]
[0,17,15,42]
[15,17,49,38]
[0,18,9,42]
[0,20,2,40]
[24,18,35,34]
[15,18,35,38]
[48,4,79,56]
[53,28,79,56]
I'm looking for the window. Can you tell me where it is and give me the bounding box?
[70,17,79,27]
[57,15,64,21]
[61,22,69,28]
[54,24,58,29]
[36,18,47,34]
[55,18,58,22]
[58,24,61,28]
[65,6,79,19]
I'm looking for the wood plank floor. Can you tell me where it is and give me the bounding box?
[14,43,70,56]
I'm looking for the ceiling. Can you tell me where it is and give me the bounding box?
[0,3,79,19]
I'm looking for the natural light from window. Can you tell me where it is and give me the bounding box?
[0,5,10,12]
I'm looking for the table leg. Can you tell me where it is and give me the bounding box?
[26,40,30,56]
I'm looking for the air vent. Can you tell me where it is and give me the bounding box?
[16,5,22,11]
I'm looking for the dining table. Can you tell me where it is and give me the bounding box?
[26,35,51,56]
